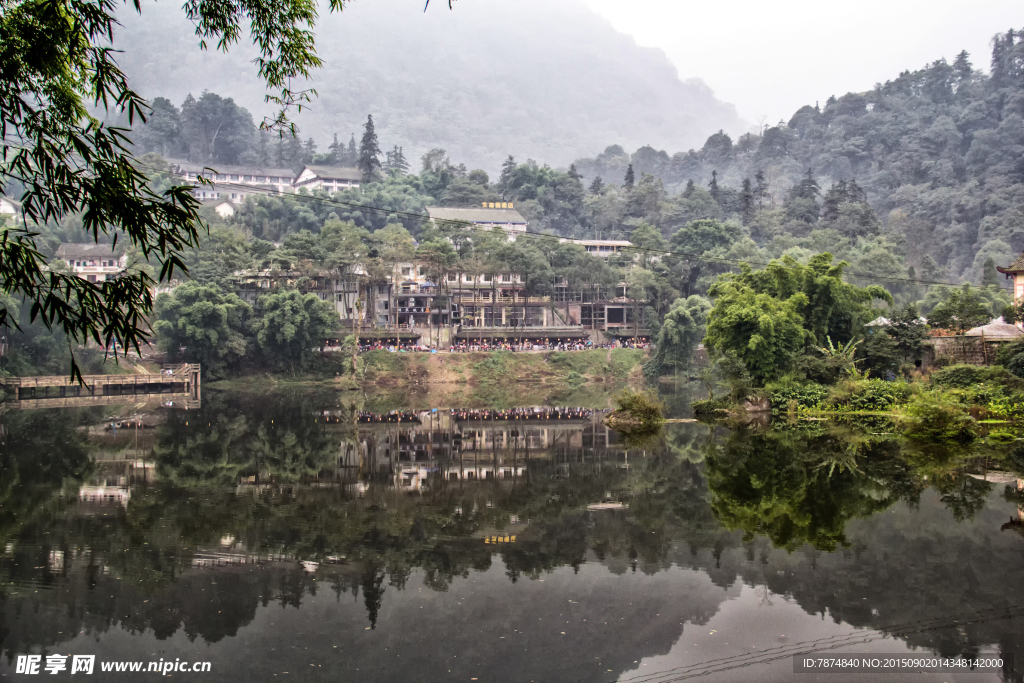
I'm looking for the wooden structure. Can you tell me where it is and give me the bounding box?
[0,363,200,409]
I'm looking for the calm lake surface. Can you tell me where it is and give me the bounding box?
[3,387,1024,682]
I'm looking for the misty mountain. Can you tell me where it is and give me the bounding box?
[113,0,745,173]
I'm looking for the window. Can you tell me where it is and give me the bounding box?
[448,274,457,281]
[483,274,492,282]
[419,267,427,276]
[230,175,239,181]
[401,267,411,276]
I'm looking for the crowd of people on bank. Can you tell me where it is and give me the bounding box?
[448,340,648,353]
[450,407,596,421]
[350,339,650,354]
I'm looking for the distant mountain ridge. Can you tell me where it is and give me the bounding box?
[113,0,745,173]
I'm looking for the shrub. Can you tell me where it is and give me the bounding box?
[900,392,976,442]
[996,338,1024,366]
[613,390,664,424]
[930,364,1013,389]
[692,397,732,416]
[1008,354,1024,379]
[766,381,830,412]
[825,378,914,411]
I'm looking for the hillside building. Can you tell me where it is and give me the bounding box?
[171,162,296,201]
[55,244,128,283]
[293,166,362,192]
[426,206,528,239]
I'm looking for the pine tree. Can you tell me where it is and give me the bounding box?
[794,168,820,200]
[683,179,695,198]
[740,178,755,225]
[384,145,410,176]
[821,180,848,223]
[754,170,769,209]
[358,114,382,183]
[708,170,720,203]
[277,133,304,171]
[303,138,317,165]
[345,134,358,166]
[847,178,866,203]
[624,163,635,190]
[953,50,973,91]
[328,134,343,165]
[588,176,604,194]
[498,155,516,195]
[568,164,582,182]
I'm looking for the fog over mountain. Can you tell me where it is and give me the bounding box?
[113,0,745,172]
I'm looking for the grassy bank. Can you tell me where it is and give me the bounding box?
[693,363,1024,442]
[356,348,648,409]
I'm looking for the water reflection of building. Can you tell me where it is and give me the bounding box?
[329,409,626,492]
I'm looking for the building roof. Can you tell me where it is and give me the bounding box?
[171,161,297,178]
[965,320,1024,339]
[298,166,362,181]
[998,252,1024,274]
[426,207,528,225]
[56,243,126,259]
[568,239,633,247]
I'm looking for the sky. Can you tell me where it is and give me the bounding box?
[580,0,1024,128]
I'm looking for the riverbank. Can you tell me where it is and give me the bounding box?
[692,364,1024,442]
[206,348,651,410]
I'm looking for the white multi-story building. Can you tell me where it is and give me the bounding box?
[171,162,297,201]
[293,165,362,192]
[55,244,128,283]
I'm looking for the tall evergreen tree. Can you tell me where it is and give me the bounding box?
[303,138,317,165]
[344,134,358,166]
[754,170,769,208]
[588,176,604,194]
[498,155,517,195]
[328,134,343,164]
[740,178,755,225]
[624,163,635,190]
[358,115,383,183]
[683,179,695,198]
[821,180,849,223]
[384,146,410,176]
[708,170,720,203]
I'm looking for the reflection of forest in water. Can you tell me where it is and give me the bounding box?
[4,390,1024,680]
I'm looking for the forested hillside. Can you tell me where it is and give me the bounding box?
[572,30,1024,286]
[112,0,743,172]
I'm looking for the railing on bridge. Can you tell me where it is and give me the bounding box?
[0,363,201,409]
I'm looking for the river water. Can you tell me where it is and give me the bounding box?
[2,388,1024,682]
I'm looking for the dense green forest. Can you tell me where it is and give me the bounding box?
[6,30,1024,381]
[131,29,1024,293]
[573,30,1024,286]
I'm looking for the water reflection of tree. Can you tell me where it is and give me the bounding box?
[705,424,923,551]
[7,397,1024,673]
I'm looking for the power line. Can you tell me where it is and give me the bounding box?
[143,164,1012,293]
